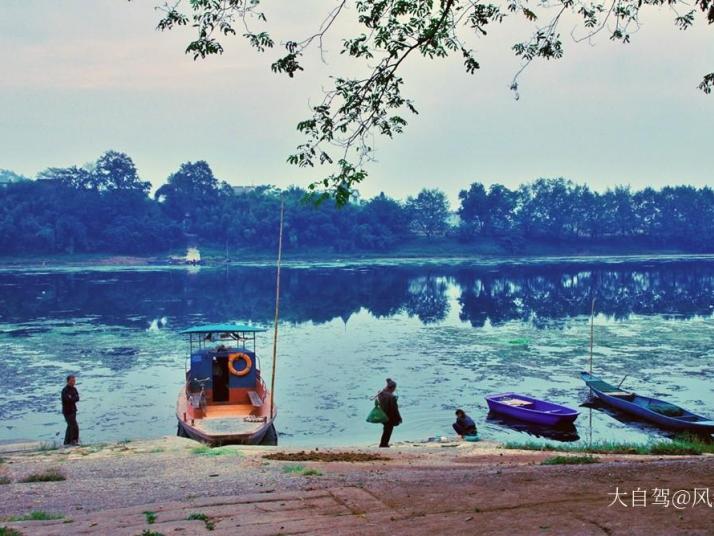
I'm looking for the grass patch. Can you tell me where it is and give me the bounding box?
[137,531,163,536]
[2,511,64,521]
[0,527,24,536]
[282,464,305,474]
[187,513,215,531]
[503,436,714,456]
[77,443,109,455]
[301,468,322,476]
[191,446,241,457]
[0,477,11,485]
[18,469,65,483]
[36,441,60,452]
[143,511,157,524]
[542,455,600,465]
[281,464,322,476]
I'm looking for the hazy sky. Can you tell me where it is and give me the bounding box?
[0,0,711,204]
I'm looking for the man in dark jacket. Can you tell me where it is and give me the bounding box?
[452,408,477,436]
[61,375,80,445]
[377,378,402,447]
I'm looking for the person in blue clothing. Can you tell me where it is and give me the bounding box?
[452,408,477,437]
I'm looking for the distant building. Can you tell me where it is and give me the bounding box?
[232,185,257,196]
[168,247,202,265]
[185,247,201,264]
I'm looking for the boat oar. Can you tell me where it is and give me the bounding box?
[617,375,629,389]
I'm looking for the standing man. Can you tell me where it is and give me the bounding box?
[377,378,402,448]
[61,375,80,446]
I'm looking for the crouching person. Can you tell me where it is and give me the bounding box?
[452,408,477,437]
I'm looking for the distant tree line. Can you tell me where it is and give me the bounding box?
[0,151,712,254]
[457,179,714,251]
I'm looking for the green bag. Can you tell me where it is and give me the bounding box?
[366,400,389,424]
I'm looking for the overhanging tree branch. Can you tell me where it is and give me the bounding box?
[153,0,713,205]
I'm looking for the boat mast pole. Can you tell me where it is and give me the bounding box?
[269,200,284,419]
[589,298,596,375]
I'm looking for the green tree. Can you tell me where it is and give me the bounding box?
[155,0,714,204]
[37,166,94,190]
[406,188,450,238]
[155,160,221,222]
[458,182,489,239]
[485,184,518,237]
[94,150,150,193]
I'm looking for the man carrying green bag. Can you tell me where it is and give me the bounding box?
[366,400,389,424]
[366,378,402,447]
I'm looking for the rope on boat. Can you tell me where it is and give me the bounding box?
[269,200,285,420]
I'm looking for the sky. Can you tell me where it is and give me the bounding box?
[0,0,711,205]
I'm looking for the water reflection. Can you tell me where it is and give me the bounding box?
[485,413,580,442]
[2,261,714,331]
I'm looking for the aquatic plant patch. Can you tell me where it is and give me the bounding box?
[264,451,387,462]
[0,527,24,536]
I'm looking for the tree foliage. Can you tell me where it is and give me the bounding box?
[2,152,714,255]
[457,177,714,251]
[154,0,713,204]
[406,188,451,237]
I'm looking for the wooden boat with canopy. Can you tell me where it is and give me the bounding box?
[176,324,277,445]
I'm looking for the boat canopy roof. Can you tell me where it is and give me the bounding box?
[181,323,267,335]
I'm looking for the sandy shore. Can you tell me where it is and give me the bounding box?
[1,437,713,535]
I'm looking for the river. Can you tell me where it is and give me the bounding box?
[1,256,713,447]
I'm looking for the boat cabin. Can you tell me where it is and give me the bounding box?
[181,324,267,418]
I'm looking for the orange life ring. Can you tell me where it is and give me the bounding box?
[228,352,252,377]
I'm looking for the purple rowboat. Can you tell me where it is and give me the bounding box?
[485,392,580,427]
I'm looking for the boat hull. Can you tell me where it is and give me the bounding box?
[485,392,579,427]
[177,417,275,446]
[581,372,714,434]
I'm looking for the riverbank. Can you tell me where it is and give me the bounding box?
[0,238,700,270]
[2,437,712,535]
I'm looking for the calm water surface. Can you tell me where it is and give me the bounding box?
[1,258,714,447]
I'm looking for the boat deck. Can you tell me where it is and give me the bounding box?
[176,387,273,440]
